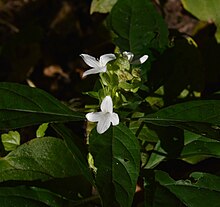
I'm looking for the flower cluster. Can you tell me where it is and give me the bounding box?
[81,51,148,134]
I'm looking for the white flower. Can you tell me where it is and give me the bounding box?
[80,54,116,77]
[86,96,119,134]
[123,51,134,62]
[123,51,148,64]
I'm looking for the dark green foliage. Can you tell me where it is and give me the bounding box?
[89,124,140,207]
[0,0,219,206]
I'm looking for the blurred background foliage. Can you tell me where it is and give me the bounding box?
[0,0,219,103]
[0,0,114,100]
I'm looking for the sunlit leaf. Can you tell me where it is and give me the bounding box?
[36,123,49,138]
[89,123,140,207]
[90,0,117,14]
[182,0,220,42]
[1,131,20,151]
[0,82,84,129]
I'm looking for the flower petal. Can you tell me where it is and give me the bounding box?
[139,55,149,64]
[82,67,106,77]
[100,96,113,113]
[131,55,149,64]
[110,113,119,126]
[123,51,134,62]
[80,54,100,68]
[99,54,116,66]
[96,114,111,134]
[86,112,104,122]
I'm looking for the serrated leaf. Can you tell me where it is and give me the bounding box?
[90,0,117,14]
[109,0,169,54]
[36,123,49,138]
[182,0,220,42]
[89,123,140,207]
[0,137,81,182]
[1,131,20,151]
[156,170,220,207]
[0,82,84,130]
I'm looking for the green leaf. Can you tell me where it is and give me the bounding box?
[184,130,205,145]
[156,170,220,207]
[145,141,166,169]
[144,100,220,140]
[0,82,84,130]
[190,172,220,191]
[0,197,46,207]
[36,123,49,138]
[182,0,220,42]
[52,123,94,185]
[153,126,184,158]
[147,100,220,123]
[90,0,117,14]
[153,184,183,207]
[0,137,81,182]
[89,123,140,207]
[109,0,169,54]
[181,140,220,159]
[129,121,158,142]
[0,186,76,207]
[181,130,220,164]
[1,131,20,151]
[83,91,99,100]
[142,170,183,207]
